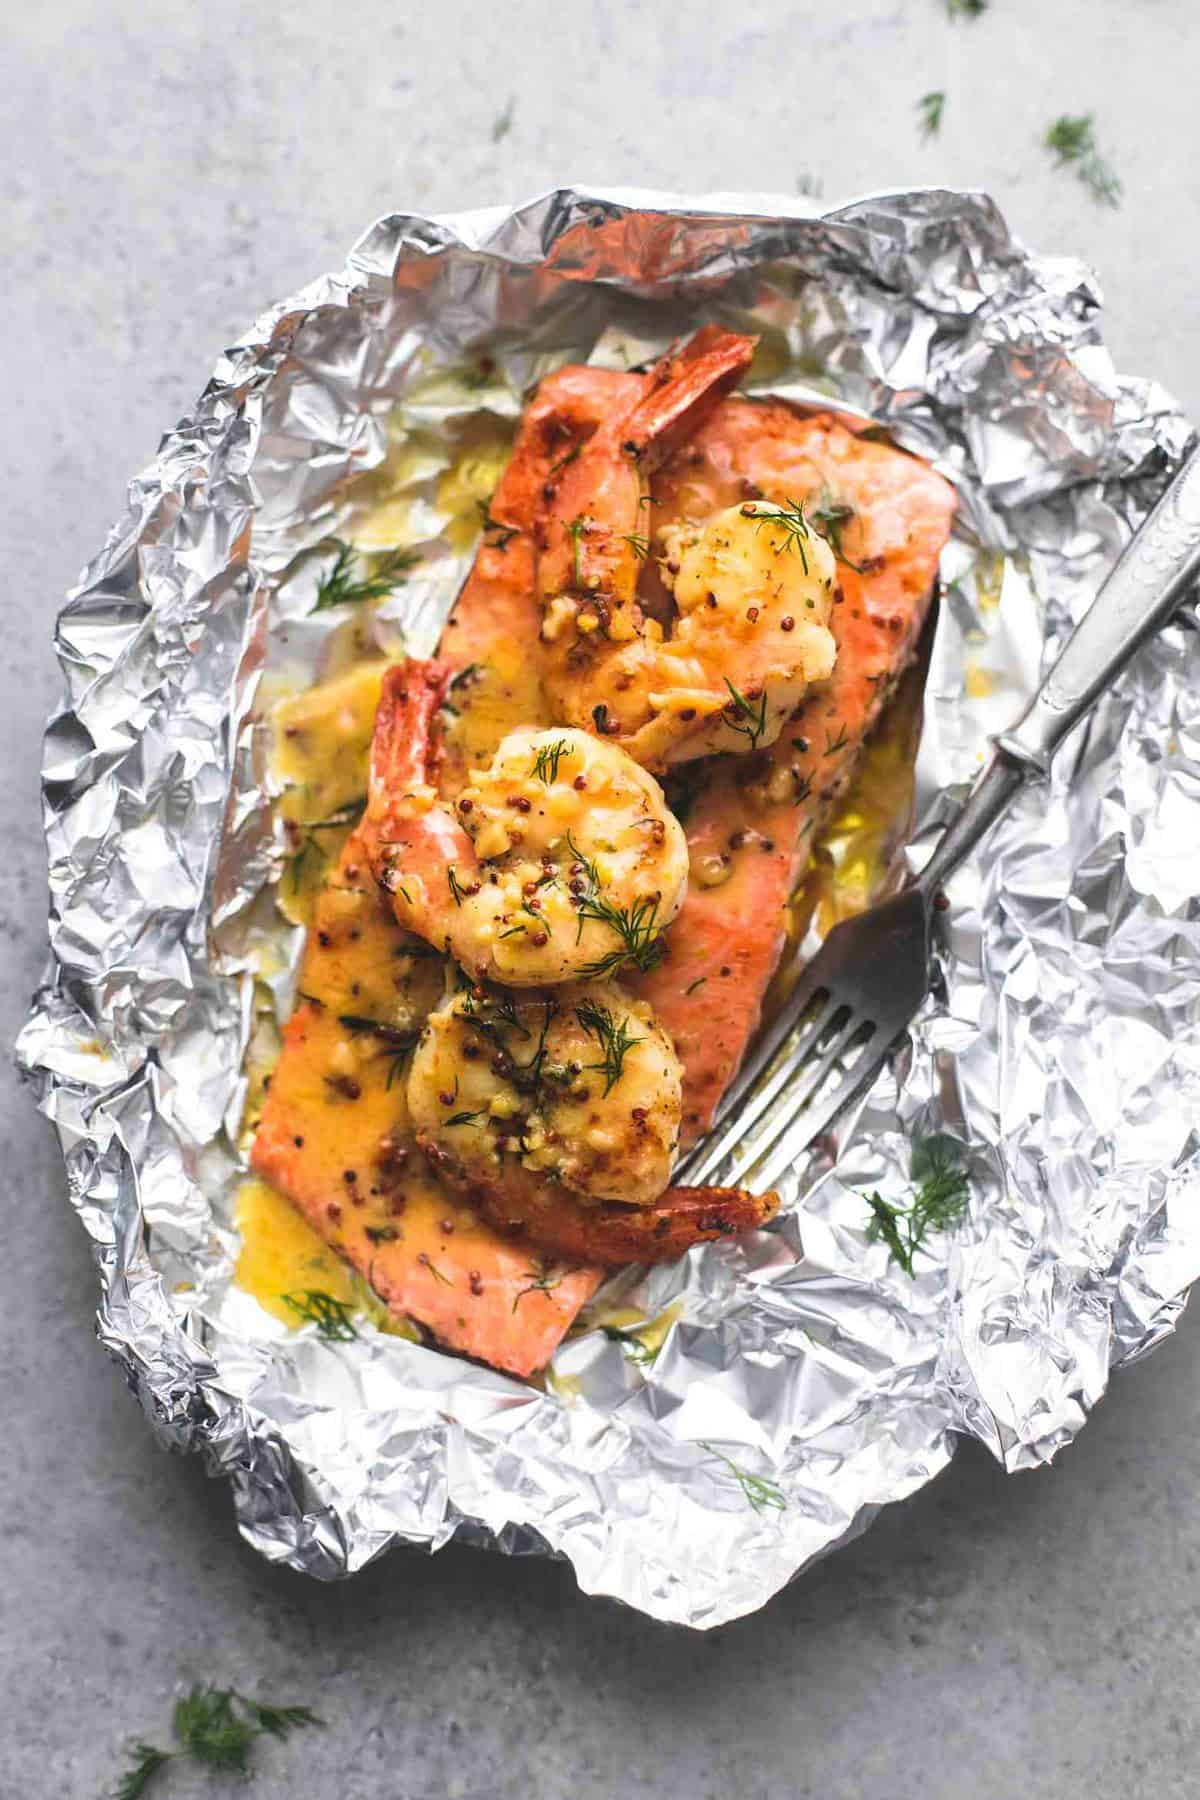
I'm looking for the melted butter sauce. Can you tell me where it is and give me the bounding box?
[788,649,925,943]
[272,663,387,927]
[234,1177,419,1339]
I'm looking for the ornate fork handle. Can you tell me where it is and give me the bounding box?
[919,439,1200,899]
[998,439,1200,775]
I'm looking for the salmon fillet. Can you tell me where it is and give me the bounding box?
[250,837,602,1377]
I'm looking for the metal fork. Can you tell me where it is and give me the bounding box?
[677,440,1200,1194]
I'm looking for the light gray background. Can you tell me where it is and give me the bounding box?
[5,3,1199,1796]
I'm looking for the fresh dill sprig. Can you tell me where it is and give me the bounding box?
[747,496,811,571]
[722,677,769,751]
[918,90,946,139]
[1043,113,1121,207]
[336,1016,416,1086]
[238,1698,323,1740]
[113,1743,172,1800]
[281,1290,358,1340]
[620,531,651,560]
[529,738,572,785]
[702,1444,788,1514]
[447,866,469,907]
[864,1134,971,1276]
[111,1686,323,1799]
[286,796,366,892]
[476,500,517,550]
[173,1688,257,1771]
[513,1257,565,1311]
[565,513,590,586]
[311,541,419,613]
[575,999,642,1096]
[460,988,530,1040]
[565,832,665,979]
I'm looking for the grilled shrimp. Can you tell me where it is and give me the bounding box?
[535,329,838,771]
[363,661,688,985]
[409,982,779,1265]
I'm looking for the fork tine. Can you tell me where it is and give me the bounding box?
[676,989,835,1186]
[702,963,833,1136]
[723,1008,873,1186]
[744,1028,890,1192]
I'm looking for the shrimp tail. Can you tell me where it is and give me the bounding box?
[422,1141,779,1266]
[369,659,454,799]
[364,658,483,951]
[618,326,757,471]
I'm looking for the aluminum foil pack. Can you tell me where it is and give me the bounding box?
[18,187,1200,1628]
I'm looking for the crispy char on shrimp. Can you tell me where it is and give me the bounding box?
[534,328,838,772]
[408,982,779,1266]
[362,661,688,985]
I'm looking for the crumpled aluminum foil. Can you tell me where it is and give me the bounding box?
[19,186,1200,1628]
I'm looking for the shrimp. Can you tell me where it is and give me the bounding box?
[363,660,689,986]
[534,328,839,771]
[408,982,779,1265]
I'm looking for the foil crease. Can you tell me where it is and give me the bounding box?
[18,186,1200,1628]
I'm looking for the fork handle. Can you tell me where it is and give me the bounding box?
[917,437,1200,898]
[997,438,1200,774]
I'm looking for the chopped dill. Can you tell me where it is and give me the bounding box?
[281,1290,358,1340]
[620,531,651,560]
[702,1443,788,1514]
[476,499,518,551]
[418,1251,452,1285]
[336,1015,415,1048]
[748,495,811,572]
[602,1324,656,1368]
[529,738,572,784]
[575,999,642,1095]
[447,866,469,907]
[684,977,707,996]
[566,832,665,979]
[364,1225,398,1245]
[444,1107,487,1128]
[287,795,366,891]
[592,702,611,736]
[823,724,850,757]
[722,678,769,751]
[1043,113,1122,207]
[945,0,986,15]
[549,442,582,477]
[311,541,419,613]
[513,1257,565,1311]
[811,488,868,572]
[335,1016,415,1088]
[864,1134,971,1276]
[918,90,945,138]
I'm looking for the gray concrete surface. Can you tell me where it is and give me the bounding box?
[5,3,1199,1796]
